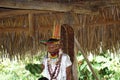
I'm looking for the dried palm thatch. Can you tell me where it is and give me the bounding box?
[0,15,33,60]
[0,5,120,60]
[73,6,120,55]
[0,32,33,60]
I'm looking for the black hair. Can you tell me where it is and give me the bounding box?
[38,77,49,80]
[47,38,59,42]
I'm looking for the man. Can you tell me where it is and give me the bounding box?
[40,38,72,80]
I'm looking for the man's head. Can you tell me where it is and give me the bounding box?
[47,42,61,53]
[40,38,62,54]
[40,23,61,54]
[46,38,62,54]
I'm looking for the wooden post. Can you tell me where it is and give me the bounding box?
[74,37,99,80]
[28,13,36,53]
[28,13,34,36]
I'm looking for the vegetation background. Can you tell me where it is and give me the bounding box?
[0,50,120,80]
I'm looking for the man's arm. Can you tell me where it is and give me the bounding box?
[66,65,72,80]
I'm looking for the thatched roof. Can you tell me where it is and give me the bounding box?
[0,0,120,60]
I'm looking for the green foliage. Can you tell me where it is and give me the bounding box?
[0,51,45,80]
[0,61,43,80]
[77,51,120,80]
[78,60,96,80]
[25,63,42,76]
[0,50,120,80]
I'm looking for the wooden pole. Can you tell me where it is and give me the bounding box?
[74,37,99,80]
[28,13,36,53]
[28,13,34,36]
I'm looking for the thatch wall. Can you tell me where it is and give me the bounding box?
[0,6,120,60]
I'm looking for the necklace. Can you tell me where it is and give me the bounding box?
[50,54,58,59]
[47,54,62,80]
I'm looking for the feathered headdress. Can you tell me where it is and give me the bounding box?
[40,22,61,45]
[52,22,61,39]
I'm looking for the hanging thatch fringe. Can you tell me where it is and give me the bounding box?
[0,32,34,60]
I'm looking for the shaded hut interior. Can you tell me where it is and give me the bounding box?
[0,0,120,61]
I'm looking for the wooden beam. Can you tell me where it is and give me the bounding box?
[0,10,28,18]
[0,1,120,14]
[0,10,51,18]
[89,20,120,26]
[0,1,70,11]
[0,27,29,33]
[0,0,99,14]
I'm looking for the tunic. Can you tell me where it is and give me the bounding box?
[41,52,72,80]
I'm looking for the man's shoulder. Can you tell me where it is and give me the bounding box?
[62,53,70,58]
[61,53,72,66]
[62,53,69,56]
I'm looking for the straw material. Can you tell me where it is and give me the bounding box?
[0,6,120,59]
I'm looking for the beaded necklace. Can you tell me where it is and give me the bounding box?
[47,54,62,80]
[50,53,58,59]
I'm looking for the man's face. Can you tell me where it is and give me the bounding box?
[47,43,60,53]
